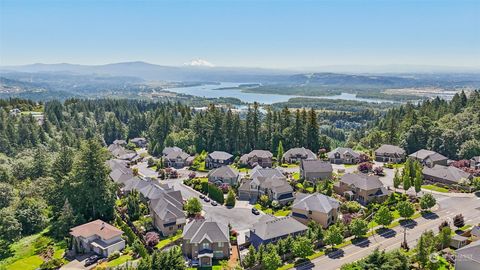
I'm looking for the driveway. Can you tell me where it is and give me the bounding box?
[61,254,97,270]
[162,175,265,231]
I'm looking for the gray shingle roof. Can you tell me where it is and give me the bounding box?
[327,147,360,159]
[258,176,293,194]
[251,167,284,180]
[165,150,190,160]
[108,144,135,158]
[208,151,233,161]
[409,149,447,161]
[472,156,480,163]
[162,146,183,156]
[301,159,333,173]
[251,216,308,240]
[375,144,406,155]
[241,150,273,162]
[283,147,317,160]
[183,219,229,244]
[340,173,385,190]
[456,241,480,266]
[208,166,238,179]
[292,193,340,214]
[149,190,185,222]
[422,165,472,184]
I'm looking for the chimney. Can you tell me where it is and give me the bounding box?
[101,222,105,230]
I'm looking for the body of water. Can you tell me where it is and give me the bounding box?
[163,82,394,104]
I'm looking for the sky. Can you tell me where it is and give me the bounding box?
[0,0,479,69]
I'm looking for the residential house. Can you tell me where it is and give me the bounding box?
[149,189,186,236]
[422,164,472,185]
[249,216,308,248]
[238,167,294,204]
[205,151,234,169]
[112,139,127,146]
[239,150,273,168]
[300,159,333,183]
[162,147,194,168]
[108,143,137,160]
[409,149,448,167]
[334,173,389,204]
[374,144,406,163]
[450,234,469,249]
[107,159,138,186]
[455,240,480,270]
[182,219,230,267]
[291,193,340,228]
[282,147,316,163]
[327,147,361,164]
[130,137,147,148]
[471,156,480,169]
[70,220,125,257]
[470,225,480,241]
[9,108,21,116]
[207,165,239,186]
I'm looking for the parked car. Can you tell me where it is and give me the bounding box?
[211,201,218,206]
[204,197,211,202]
[85,255,100,266]
[199,194,205,199]
[252,208,260,215]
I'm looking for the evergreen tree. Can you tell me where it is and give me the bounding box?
[69,139,116,221]
[277,141,284,164]
[306,108,320,152]
[52,199,77,238]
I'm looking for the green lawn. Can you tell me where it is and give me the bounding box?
[274,209,291,217]
[280,163,299,168]
[422,185,449,193]
[254,203,291,216]
[343,164,357,168]
[1,229,67,270]
[292,172,300,180]
[107,254,133,267]
[156,233,183,250]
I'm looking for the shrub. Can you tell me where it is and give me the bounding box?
[145,231,160,247]
[108,251,121,261]
[357,162,373,173]
[39,258,64,270]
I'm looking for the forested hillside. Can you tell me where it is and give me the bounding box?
[356,90,480,159]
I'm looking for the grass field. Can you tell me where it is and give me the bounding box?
[422,185,449,193]
[156,232,182,250]
[106,254,133,267]
[1,229,66,270]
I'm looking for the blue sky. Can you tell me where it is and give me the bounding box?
[0,0,479,68]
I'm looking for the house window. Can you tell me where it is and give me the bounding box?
[202,243,210,249]
[169,226,173,230]
[178,224,182,228]
[218,242,224,247]
[308,210,312,215]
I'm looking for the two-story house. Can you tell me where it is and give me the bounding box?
[334,173,389,204]
[300,159,333,183]
[207,165,239,186]
[291,193,340,228]
[205,151,234,169]
[374,144,406,163]
[239,150,273,168]
[249,216,308,248]
[70,220,125,257]
[238,167,294,204]
[162,147,194,168]
[327,147,361,164]
[130,137,147,148]
[282,147,317,164]
[409,149,448,168]
[182,219,230,267]
[149,189,186,236]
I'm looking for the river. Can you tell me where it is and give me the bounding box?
[163,82,394,104]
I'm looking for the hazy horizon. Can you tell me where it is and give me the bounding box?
[1,0,479,69]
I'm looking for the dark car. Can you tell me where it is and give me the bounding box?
[199,194,205,199]
[252,208,260,215]
[204,197,211,202]
[84,255,100,266]
[211,201,218,206]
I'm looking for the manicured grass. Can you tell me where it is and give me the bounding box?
[305,187,314,193]
[292,172,300,180]
[459,224,472,231]
[107,254,133,267]
[343,164,357,168]
[274,209,291,217]
[1,230,67,270]
[422,185,449,193]
[280,163,299,168]
[156,233,182,250]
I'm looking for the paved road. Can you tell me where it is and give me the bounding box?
[161,169,265,231]
[298,194,480,270]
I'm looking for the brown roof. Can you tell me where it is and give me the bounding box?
[70,219,123,240]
